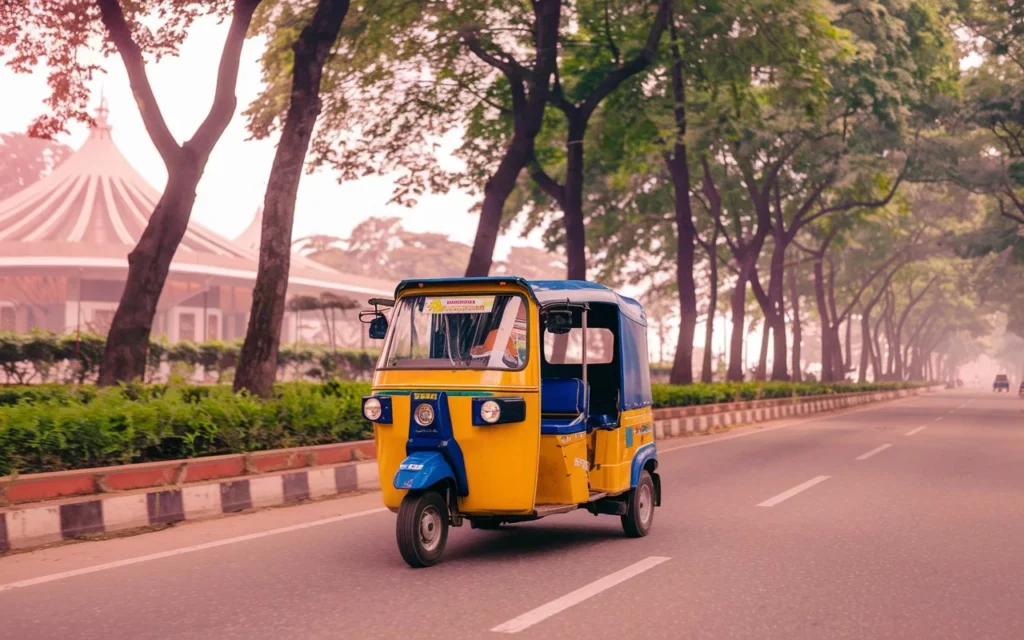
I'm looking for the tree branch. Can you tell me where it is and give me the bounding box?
[95,0,179,162]
[461,29,532,82]
[798,160,910,229]
[579,0,670,120]
[528,151,565,205]
[190,0,264,154]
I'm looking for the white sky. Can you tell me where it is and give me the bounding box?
[0,16,541,259]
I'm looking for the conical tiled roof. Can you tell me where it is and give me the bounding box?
[0,98,251,259]
[0,101,394,297]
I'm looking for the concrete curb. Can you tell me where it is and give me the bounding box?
[0,440,376,506]
[651,388,924,439]
[0,460,380,553]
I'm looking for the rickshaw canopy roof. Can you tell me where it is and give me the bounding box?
[393,278,647,326]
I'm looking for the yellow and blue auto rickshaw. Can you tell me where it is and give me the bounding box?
[360,278,660,567]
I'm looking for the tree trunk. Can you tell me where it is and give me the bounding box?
[844,315,853,377]
[788,259,802,382]
[465,137,536,277]
[767,238,789,380]
[858,304,873,383]
[811,257,834,381]
[871,309,884,381]
[701,244,718,383]
[666,17,696,385]
[234,0,351,397]
[756,320,770,381]
[563,115,588,280]
[727,268,751,381]
[464,0,561,277]
[99,162,202,383]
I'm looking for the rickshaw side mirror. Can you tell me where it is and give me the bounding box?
[545,310,572,335]
[369,315,388,340]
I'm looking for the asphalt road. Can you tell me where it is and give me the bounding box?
[2,389,1023,639]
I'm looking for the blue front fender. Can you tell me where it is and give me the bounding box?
[630,443,658,487]
[394,451,455,492]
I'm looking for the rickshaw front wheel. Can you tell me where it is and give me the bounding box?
[397,490,449,568]
[622,470,655,538]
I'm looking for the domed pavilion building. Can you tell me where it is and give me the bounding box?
[0,102,393,345]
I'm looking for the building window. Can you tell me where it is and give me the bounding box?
[0,306,15,332]
[207,315,219,342]
[91,309,115,336]
[179,313,196,343]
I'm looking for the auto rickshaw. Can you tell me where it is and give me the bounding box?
[360,278,661,567]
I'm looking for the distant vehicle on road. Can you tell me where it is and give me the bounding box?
[1018,382,1024,397]
[994,374,1010,392]
[945,380,956,389]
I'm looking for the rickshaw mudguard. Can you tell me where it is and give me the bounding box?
[394,451,456,493]
[403,391,469,497]
[630,443,658,488]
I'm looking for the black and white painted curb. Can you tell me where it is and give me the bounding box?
[653,390,912,439]
[0,461,379,553]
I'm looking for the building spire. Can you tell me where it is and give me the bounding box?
[90,89,112,139]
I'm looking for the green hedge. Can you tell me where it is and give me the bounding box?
[0,381,371,476]
[0,380,925,476]
[0,331,379,384]
[650,381,921,408]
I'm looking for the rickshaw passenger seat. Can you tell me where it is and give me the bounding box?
[540,378,590,435]
[541,378,589,416]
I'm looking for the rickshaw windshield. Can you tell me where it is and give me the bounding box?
[381,294,528,370]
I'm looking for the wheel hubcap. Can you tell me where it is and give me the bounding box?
[419,505,442,551]
[638,484,653,526]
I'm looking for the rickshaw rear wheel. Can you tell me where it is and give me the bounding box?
[397,490,449,568]
[622,470,655,538]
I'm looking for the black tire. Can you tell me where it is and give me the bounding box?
[396,490,449,568]
[622,470,656,538]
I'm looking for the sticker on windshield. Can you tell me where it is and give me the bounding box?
[426,297,495,314]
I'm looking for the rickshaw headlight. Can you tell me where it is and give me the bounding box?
[414,403,435,427]
[479,400,501,424]
[363,397,382,421]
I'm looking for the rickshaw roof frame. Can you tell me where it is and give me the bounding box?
[393,278,647,327]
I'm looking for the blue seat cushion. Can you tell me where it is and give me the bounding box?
[587,414,619,431]
[541,378,589,416]
[541,416,587,436]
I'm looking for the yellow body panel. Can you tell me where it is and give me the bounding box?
[536,431,591,505]
[589,407,655,494]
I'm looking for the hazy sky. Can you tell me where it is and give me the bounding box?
[0,15,541,258]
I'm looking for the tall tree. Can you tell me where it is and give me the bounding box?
[527,0,670,279]
[235,0,353,397]
[4,0,264,384]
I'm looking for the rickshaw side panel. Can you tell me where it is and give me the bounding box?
[589,309,656,495]
[589,407,655,494]
[537,431,590,505]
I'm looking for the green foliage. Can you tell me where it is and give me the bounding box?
[0,332,380,384]
[651,380,921,408]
